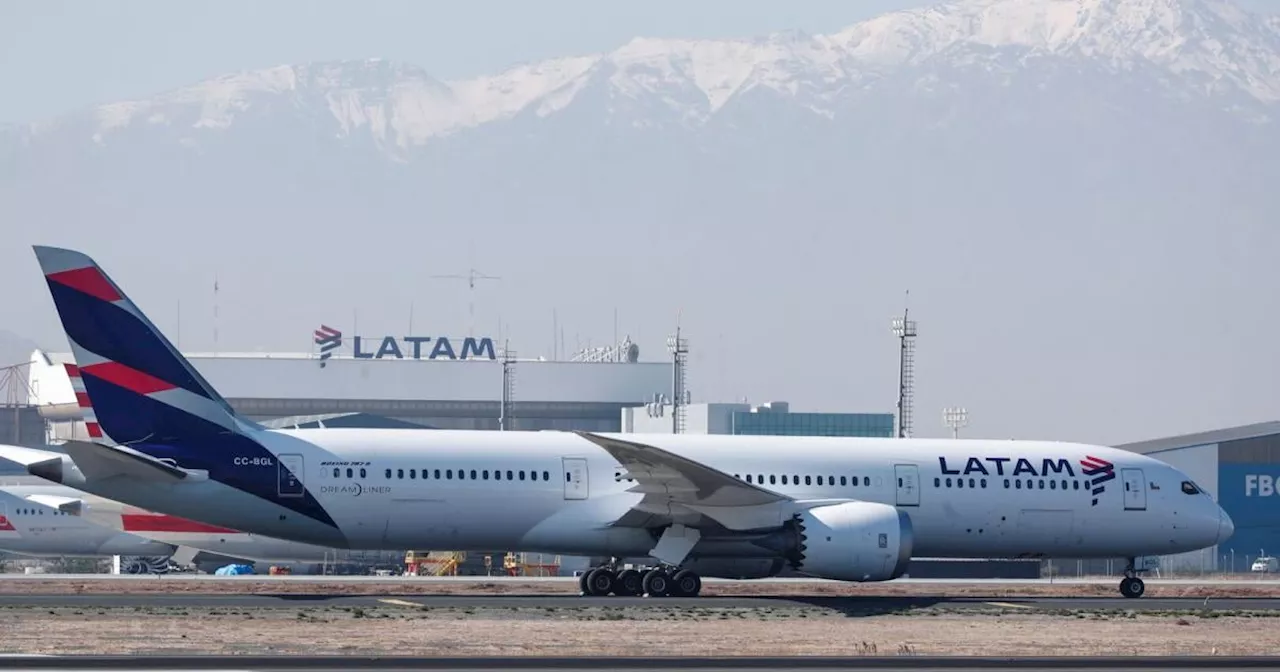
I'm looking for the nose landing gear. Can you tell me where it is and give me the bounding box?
[1119,557,1147,598]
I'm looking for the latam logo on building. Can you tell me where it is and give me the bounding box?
[313,325,497,364]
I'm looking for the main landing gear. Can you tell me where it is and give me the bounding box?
[1119,557,1147,599]
[578,563,703,598]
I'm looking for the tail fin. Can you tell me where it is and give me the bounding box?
[33,246,257,445]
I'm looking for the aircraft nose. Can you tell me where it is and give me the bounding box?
[1217,506,1235,544]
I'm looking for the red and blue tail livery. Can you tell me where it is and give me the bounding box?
[33,246,339,534]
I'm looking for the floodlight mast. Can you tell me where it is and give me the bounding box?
[943,407,969,439]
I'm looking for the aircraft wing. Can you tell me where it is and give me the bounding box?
[573,431,793,532]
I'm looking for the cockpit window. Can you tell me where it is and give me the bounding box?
[1181,481,1200,495]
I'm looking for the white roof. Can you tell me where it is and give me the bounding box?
[27,349,673,406]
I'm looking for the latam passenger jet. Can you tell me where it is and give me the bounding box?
[0,245,1234,599]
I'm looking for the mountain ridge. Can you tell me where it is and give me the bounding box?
[16,0,1280,155]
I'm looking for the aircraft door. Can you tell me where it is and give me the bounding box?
[1122,468,1147,511]
[894,464,921,506]
[277,454,305,498]
[563,457,589,500]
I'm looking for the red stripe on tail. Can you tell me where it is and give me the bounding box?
[75,392,91,408]
[86,422,103,438]
[64,363,80,378]
[82,361,178,395]
[46,267,122,303]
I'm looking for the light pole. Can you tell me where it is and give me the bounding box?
[943,407,969,439]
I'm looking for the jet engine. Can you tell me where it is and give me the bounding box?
[788,502,913,582]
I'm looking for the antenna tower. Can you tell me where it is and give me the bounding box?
[429,268,501,336]
[667,325,689,434]
[500,340,516,431]
[942,407,969,439]
[891,296,917,438]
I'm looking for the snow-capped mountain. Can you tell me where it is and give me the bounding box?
[19,0,1280,156]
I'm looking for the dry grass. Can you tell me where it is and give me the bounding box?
[0,607,1274,656]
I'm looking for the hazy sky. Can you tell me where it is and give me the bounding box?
[3,0,1279,446]
[8,0,1274,124]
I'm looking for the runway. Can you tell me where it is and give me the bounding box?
[0,592,1275,612]
[5,656,1280,671]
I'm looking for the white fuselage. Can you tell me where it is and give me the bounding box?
[0,484,333,563]
[0,489,174,558]
[42,429,1231,563]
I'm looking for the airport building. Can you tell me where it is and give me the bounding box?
[621,400,895,437]
[21,335,675,442]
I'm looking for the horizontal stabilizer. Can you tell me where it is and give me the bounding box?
[24,494,83,516]
[60,440,189,483]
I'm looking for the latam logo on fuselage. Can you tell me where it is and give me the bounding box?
[939,455,1115,506]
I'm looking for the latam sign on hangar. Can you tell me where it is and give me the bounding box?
[314,325,497,362]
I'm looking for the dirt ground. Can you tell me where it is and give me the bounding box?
[3,577,1280,599]
[0,606,1275,656]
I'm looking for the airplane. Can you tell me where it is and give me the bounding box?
[0,485,177,570]
[0,245,1234,599]
[0,481,334,568]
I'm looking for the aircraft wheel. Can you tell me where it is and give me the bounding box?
[670,569,701,597]
[1119,577,1145,598]
[584,567,616,596]
[613,569,643,596]
[642,568,671,597]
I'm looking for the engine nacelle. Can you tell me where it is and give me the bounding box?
[789,501,913,582]
[681,557,786,580]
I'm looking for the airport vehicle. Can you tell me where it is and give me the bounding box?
[0,482,333,566]
[0,245,1235,599]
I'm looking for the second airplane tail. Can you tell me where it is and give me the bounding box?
[33,246,258,445]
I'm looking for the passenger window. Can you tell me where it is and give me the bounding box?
[483,470,490,480]
[816,476,823,486]
[770,475,776,485]
[840,476,847,486]
[1050,480,1057,489]
[346,468,353,478]
[805,476,812,486]
[471,470,477,480]
[332,468,339,478]
[781,475,789,485]
[980,478,987,488]
[385,469,392,479]
[934,477,941,487]
[1004,479,1010,488]
[746,474,753,484]
[1015,480,1022,489]
[397,469,404,479]
[410,469,416,479]
[360,468,367,478]
[434,469,441,479]
[447,469,453,479]
[543,471,550,481]
[957,478,964,489]
[946,478,952,487]
[863,477,870,486]
[507,470,514,481]
[968,478,975,488]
